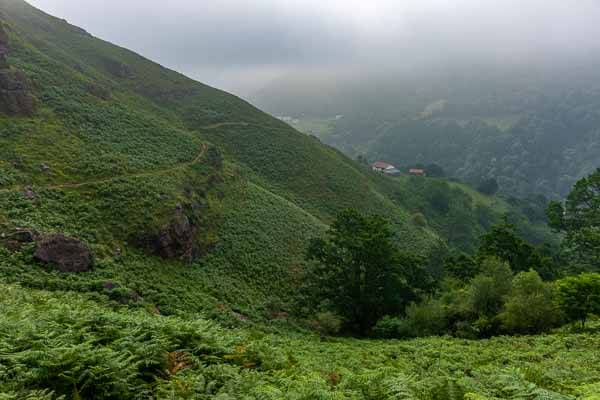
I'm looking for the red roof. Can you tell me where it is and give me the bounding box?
[373,162,394,169]
[409,168,425,174]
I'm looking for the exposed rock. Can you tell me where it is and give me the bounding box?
[34,234,94,273]
[85,82,111,100]
[0,70,36,116]
[132,206,200,264]
[40,163,50,172]
[23,186,36,200]
[102,58,134,78]
[0,24,8,68]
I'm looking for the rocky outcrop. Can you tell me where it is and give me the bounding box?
[133,205,200,264]
[0,24,8,68]
[0,69,36,115]
[34,234,94,273]
[102,58,134,78]
[0,24,35,116]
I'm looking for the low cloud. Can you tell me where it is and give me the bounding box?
[27,0,600,96]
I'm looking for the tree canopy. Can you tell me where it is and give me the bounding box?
[547,168,600,272]
[306,209,432,335]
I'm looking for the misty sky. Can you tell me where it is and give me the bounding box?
[27,0,600,97]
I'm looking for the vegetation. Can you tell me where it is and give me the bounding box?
[547,167,600,272]
[554,273,600,329]
[0,1,600,398]
[305,210,432,335]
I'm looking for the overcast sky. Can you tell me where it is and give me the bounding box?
[26,0,600,97]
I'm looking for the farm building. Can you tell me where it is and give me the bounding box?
[372,162,402,176]
[409,168,426,176]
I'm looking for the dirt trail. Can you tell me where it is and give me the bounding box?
[0,143,208,194]
[0,120,253,195]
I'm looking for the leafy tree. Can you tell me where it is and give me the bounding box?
[477,178,499,195]
[468,258,513,337]
[477,221,555,277]
[306,209,432,335]
[425,181,451,213]
[547,168,600,271]
[501,270,560,334]
[554,273,600,329]
[425,163,445,178]
[444,254,479,280]
[469,258,513,318]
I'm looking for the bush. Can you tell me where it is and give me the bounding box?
[469,258,513,318]
[501,270,561,334]
[372,316,415,339]
[308,312,343,336]
[411,212,428,227]
[405,298,447,336]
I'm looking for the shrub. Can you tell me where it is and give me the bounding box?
[308,312,343,336]
[469,258,513,318]
[372,316,414,339]
[501,270,561,334]
[405,298,447,336]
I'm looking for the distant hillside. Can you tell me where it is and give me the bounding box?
[252,65,600,199]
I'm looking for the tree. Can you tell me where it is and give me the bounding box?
[477,178,499,195]
[444,254,479,280]
[477,221,553,276]
[306,209,432,335]
[547,168,600,271]
[554,273,600,329]
[425,163,445,178]
[469,258,513,318]
[501,270,560,334]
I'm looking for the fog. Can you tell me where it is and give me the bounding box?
[27,0,600,97]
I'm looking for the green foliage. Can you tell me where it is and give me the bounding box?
[477,222,557,278]
[444,253,479,280]
[547,167,600,271]
[501,270,561,334]
[306,209,433,335]
[477,178,499,196]
[554,273,600,329]
[404,297,448,337]
[307,311,343,336]
[469,258,513,318]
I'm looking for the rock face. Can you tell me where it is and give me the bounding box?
[133,206,200,264]
[34,234,94,273]
[102,58,134,78]
[0,24,35,116]
[0,24,8,68]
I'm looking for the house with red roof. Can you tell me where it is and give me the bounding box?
[372,162,402,176]
[409,168,426,176]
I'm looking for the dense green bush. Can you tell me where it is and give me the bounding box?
[501,270,561,334]
[555,273,600,329]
